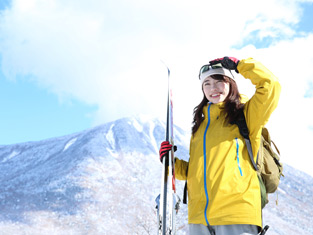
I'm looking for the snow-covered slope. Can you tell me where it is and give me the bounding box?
[0,116,312,235]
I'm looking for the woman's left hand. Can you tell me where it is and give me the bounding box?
[210,56,240,73]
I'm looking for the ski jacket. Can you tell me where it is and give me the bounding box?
[175,58,281,228]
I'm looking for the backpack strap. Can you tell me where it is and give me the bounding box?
[234,109,259,171]
[183,164,189,204]
[271,140,280,155]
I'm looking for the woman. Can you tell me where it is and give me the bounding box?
[159,57,281,235]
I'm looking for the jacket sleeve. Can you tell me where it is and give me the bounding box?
[175,158,189,181]
[237,58,281,158]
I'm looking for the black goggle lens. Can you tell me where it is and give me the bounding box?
[198,64,223,79]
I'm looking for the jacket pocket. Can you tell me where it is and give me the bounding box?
[235,138,243,176]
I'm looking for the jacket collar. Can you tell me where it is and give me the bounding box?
[203,102,225,120]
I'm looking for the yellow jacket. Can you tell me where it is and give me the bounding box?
[175,58,281,227]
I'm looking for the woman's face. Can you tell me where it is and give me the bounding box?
[202,76,230,104]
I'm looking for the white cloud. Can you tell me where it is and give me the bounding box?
[0,0,313,175]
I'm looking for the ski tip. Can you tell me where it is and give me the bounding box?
[160,60,170,76]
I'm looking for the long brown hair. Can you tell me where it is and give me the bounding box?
[191,74,244,135]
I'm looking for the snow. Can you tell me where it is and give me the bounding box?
[105,124,115,149]
[1,150,20,163]
[63,137,77,151]
[106,147,118,159]
[277,187,286,195]
[148,120,159,153]
[131,118,143,132]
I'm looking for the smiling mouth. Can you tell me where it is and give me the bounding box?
[211,93,221,98]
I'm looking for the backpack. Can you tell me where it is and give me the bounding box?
[234,109,284,208]
[183,109,284,209]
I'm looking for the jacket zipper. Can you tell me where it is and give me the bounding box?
[235,138,243,176]
[203,103,211,226]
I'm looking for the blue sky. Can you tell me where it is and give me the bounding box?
[1,0,313,175]
[0,73,96,143]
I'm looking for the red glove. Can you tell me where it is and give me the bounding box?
[209,56,240,73]
[159,141,177,163]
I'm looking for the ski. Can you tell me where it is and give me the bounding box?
[156,63,180,235]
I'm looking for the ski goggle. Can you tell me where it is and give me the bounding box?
[198,64,223,80]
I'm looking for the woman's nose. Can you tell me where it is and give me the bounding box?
[211,83,217,90]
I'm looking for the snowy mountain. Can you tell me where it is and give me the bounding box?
[0,116,312,235]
